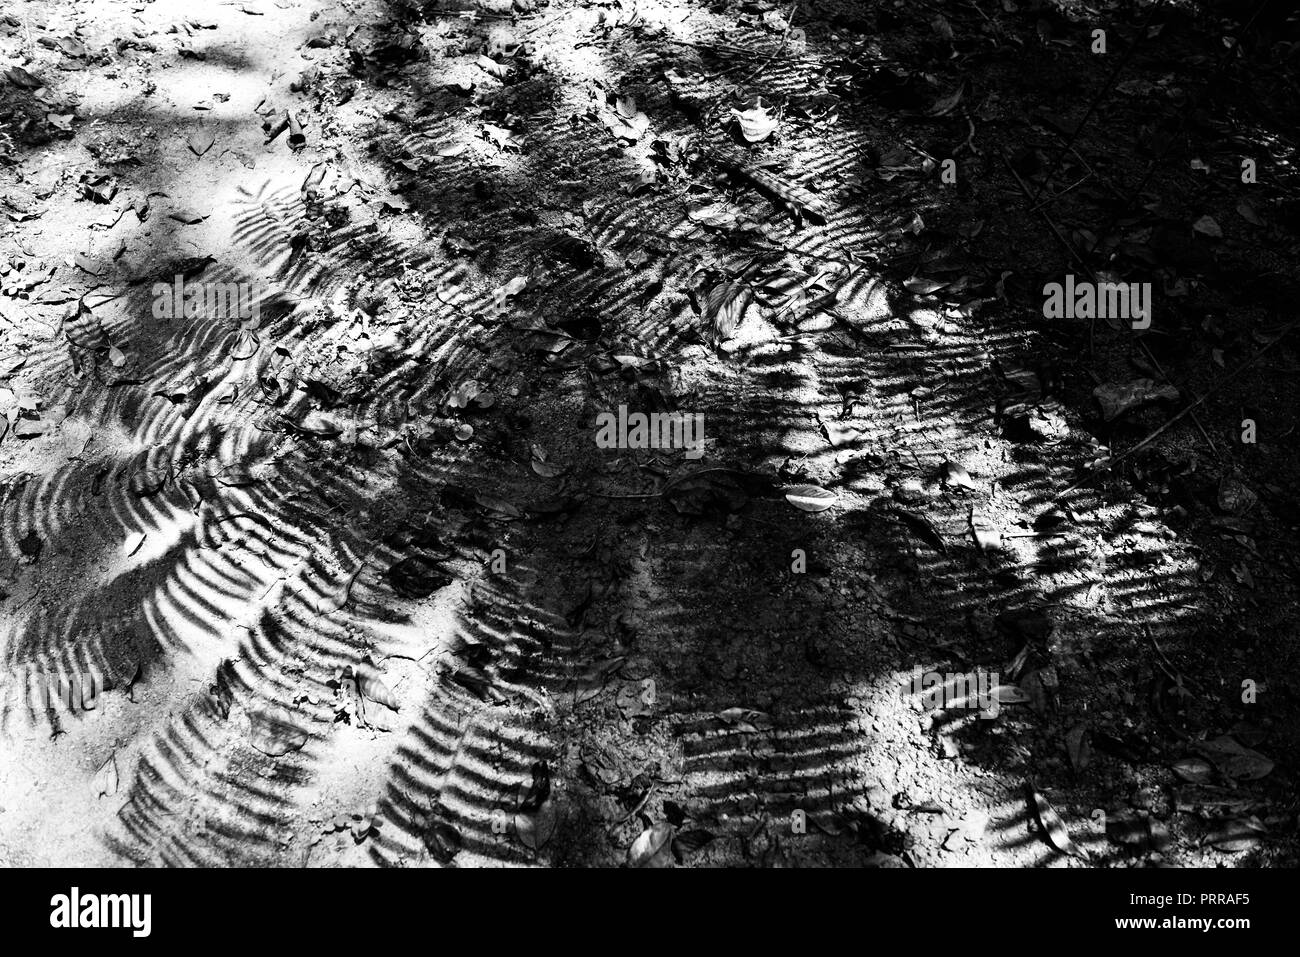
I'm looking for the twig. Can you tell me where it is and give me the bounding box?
[1028,171,1092,213]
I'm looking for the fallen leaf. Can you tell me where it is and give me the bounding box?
[1207,816,1266,853]
[248,707,309,756]
[927,78,969,116]
[717,707,774,732]
[991,683,1030,705]
[387,555,451,598]
[358,670,400,712]
[941,460,976,489]
[4,66,42,89]
[516,800,558,850]
[92,753,118,798]
[1171,756,1214,784]
[1236,200,1265,226]
[1195,735,1274,781]
[673,829,716,855]
[1093,378,1179,421]
[732,101,779,142]
[703,281,752,343]
[169,207,209,225]
[531,459,565,479]
[424,819,463,862]
[1192,215,1222,238]
[1065,723,1091,771]
[893,508,947,552]
[1026,784,1089,860]
[784,484,837,512]
[188,128,215,157]
[627,822,675,867]
[904,277,948,295]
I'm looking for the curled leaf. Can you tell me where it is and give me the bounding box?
[732,101,779,142]
[359,671,400,712]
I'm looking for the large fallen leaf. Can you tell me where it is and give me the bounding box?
[516,800,558,850]
[703,281,752,343]
[717,707,774,732]
[784,484,837,512]
[1093,378,1179,421]
[1194,735,1273,781]
[627,823,675,867]
[359,671,400,712]
[1026,784,1089,860]
[4,66,43,89]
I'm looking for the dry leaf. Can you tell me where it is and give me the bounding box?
[516,800,557,850]
[1026,784,1089,860]
[717,707,774,732]
[248,707,309,756]
[1194,735,1273,781]
[941,460,976,489]
[627,822,675,867]
[1192,215,1222,238]
[732,101,778,142]
[927,78,969,116]
[784,484,837,512]
[1236,200,1265,226]
[703,281,752,343]
[359,671,400,712]
[1065,723,1090,771]
[92,753,118,798]
[188,128,215,156]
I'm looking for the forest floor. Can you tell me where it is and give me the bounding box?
[0,0,1298,867]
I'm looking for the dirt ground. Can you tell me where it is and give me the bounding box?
[0,0,1297,868]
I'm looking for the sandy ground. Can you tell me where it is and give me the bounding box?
[0,0,1296,867]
